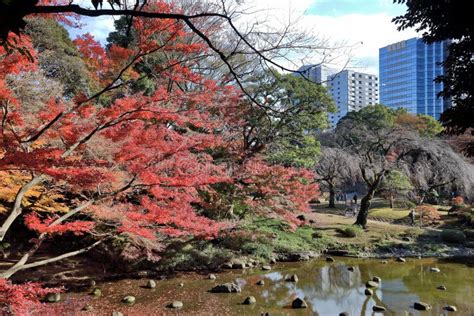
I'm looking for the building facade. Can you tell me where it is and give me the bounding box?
[379,37,450,119]
[327,70,379,127]
[296,64,337,86]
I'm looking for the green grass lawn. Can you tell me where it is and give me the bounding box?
[369,207,410,220]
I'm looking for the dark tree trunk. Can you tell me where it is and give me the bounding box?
[355,194,372,227]
[328,183,336,208]
[355,173,385,227]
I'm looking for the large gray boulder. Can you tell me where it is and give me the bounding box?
[210,283,241,293]
[414,302,432,310]
[167,301,183,309]
[243,296,256,305]
[291,298,308,308]
[121,296,135,305]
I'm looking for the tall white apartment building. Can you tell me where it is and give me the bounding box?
[327,70,379,127]
[296,64,338,86]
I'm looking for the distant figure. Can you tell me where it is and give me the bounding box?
[353,194,358,205]
[409,209,415,226]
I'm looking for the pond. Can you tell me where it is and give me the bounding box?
[64,257,474,315]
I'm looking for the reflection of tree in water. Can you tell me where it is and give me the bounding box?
[239,259,474,315]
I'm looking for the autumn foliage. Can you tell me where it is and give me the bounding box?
[0,1,319,313]
[415,205,442,226]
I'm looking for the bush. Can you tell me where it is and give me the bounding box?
[337,225,363,238]
[416,205,441,226]
[404,227,424,239]
[394,200,416,209]
[440,229,467,244]
[452,196,465,206]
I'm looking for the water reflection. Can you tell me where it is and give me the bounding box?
[68,257,474,315]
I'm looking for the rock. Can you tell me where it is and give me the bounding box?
[326,257,335,262]
[444,305,457,312]
[429,267,440,273]
[326,249,350,256]
[112,312,123,316]
[91,288,102,297]
[269,258,277,264]
[381,260,388,264]
[167,301,183,309]
[296,214,306,221]
[210,283,241,293]
[121,296,136,305]
[372,276,382,283]
[366,281,378,288]
[339,313,349,316]
[395,257,406,262]
[81,305,93,311]
[372,305,386,312]
[232,260,246,269]
[208,274,217,280]
[262,265,271,271]
[146,279,157,288]
[437,285,447,291]
[178,283,184,287]
[291,298,308,309]
[222,262,233,269]
[45,293,61,303]
[402,236,411,241]
[287,253,310,261]
[364,288,373,296]
[347,266,355,272]
[413,302,432,311]
[256,279,265,286]
[243,296,257,305]
[309,219,316,224]
[287,274,299,282]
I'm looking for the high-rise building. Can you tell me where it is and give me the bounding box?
[327,70,379,127]
[296,64,337,86]
[379,37,450,119]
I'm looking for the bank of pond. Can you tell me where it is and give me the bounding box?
[46,257,473,315]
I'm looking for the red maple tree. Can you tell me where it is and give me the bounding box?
[0,1,318,313]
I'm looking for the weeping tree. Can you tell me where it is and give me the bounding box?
[379,170,413,208]
[332,105,422,227]
[399,138,474,204]
[314,147,360,208]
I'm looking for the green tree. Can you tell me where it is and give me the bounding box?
[380,170,413,208]
[334,105,407,227]
[393,0,474,156]
[243,70,336,167]
[24,17,91,96]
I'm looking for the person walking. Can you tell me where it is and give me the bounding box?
[353,193,358,205]
[409,209,415,226]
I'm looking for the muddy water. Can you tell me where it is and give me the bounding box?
[65,257,474,315]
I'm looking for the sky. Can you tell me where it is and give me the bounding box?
[67,0,418,75]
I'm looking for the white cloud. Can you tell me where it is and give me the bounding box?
[299,12,418,74]
[66,0,418,75]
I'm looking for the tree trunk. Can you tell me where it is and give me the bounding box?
[389,193,394,209]
[355,174,385,227]
[328,183,336,208]
[355,194,372,227]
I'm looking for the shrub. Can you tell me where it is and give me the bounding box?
[394,200,416,209]
[416,205,441,226]
[452,196,465,206]
[440,229,467,244]
[337,225,363,238]
[404,227,424,239]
